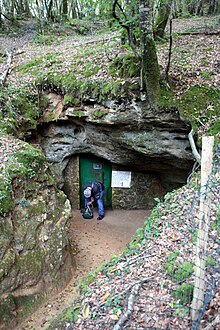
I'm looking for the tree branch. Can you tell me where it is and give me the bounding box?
[112,0,140,59]
[113,276,155,330]
[188,129,201,165]
[0,11,12,21]
[203,314,220,330]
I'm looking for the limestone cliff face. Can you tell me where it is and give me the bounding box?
[0,141,73,328]
[37,93,194,190]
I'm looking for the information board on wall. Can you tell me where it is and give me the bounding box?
[111,171,131,188]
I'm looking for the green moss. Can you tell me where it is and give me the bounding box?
[0,222,13,238]
[172,283,194,305]
[33,33,58,45]
[16,250,44,276]
[159,85,219,143]
[158,86,176,108]
[165,257,194,282]
[0,248,16,279]
[16,53,62,75]
[46,305,81,329]
[0,86,45,135]
[178,86,219,131]
[38,73,123,103]
[28,200,46,216]
[57,190,68,204]
[11,293,45,327]
[0,179,14,215]
[92,109,109,119]
[0,295,17,328]
[206,256,216,267]
[0,142,45,216]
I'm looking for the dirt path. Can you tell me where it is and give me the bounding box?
[17,208,150,330]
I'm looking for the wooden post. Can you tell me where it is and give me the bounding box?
[191,136,214,322]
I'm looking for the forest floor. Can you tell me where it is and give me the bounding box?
[15,209,151,330]
[0,15,219,98]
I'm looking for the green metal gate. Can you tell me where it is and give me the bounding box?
[79,155,112,208]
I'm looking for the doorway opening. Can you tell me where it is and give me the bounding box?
[79,154,112,208]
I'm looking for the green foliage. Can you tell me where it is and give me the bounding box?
[172,283,194,305]
[75,25,90,35]
[63,94,79,107]
[76,267,101,296]
[92,109,109,119]
[46,304,82,329]
[33,33,58,45]
[211,209,220,232]
[206,256,216,267]
[200,70,215,80]
[38,73,123,103]
[164,253,194,282]
[109,52,140,78]
[174,262,194,282]
[84,65,100,77]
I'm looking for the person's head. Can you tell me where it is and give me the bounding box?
[84,187,92,198]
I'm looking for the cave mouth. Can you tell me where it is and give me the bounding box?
[30,117,194,211]
[62,152,190,211]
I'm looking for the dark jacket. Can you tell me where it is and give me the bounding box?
[83,181,104,199]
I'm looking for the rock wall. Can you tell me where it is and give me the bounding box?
[35,94,194,209]
[0,161,73,328]
[112,165,166,209]
[63,156,80,209]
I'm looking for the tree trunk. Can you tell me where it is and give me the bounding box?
[24,0,32,17]
[139,0,160,105]
[62,0,68,17]
[208,0,219,13]
[10,0,15,20]
[70,0,78,18]
[0,2,2,28]
[154,0,173,39]
[47,0,54,20]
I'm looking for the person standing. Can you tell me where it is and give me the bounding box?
[83,181,105,220]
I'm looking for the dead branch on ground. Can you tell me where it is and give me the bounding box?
[203,314,220,330]
[0,51,13,86]
[113,276,155,330]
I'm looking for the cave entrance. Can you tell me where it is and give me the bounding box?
[79,154,112,208]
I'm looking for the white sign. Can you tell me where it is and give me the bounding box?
[111,171,131,188]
